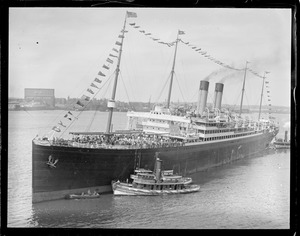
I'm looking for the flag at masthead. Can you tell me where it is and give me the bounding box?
[127,11,137,18]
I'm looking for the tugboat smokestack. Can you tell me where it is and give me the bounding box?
[196,80,209,116]
[155,157,162,182]
[213,83,224,110]
[284,130,288,142]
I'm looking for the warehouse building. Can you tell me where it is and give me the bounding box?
[24,88,55,107]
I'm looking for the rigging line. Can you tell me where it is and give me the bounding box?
[154,73,171,105]
[60,94,94,127]
[174,72,187,103]
[153,47,176,106]
[119,71,135,111]
[63,52,107,101]
[122,61,137,102]
[85,109,98,132]
[129,23,175,99]
[250,88,261,107]
[87,77,116,133]
[178,55,190,100]
[262,93,268,107]
[101,72,115,99]
[153,54,174,103]
[37,92,88,134]
[121,33,138,102]
[190,89,198,103]
[221,95,228,107]
[66,26,127,100]
[40,105,77,137]
[43,74,103,134]
[83,73,117,133]
[59,30,120,114]
[207,92,215,107]
[243,93,251,112]
[22,108,35,119]
[231,90,243,112]
[32,108,68,138]
[58,73,115,137]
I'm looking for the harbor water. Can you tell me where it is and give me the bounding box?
[7,110,290,228]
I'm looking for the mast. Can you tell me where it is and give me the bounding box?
[258,71,269,121]
[106,13,128,133]
[239,61,249,116]
[166,31,180,109]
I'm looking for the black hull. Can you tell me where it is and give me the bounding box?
[32,131,276,202]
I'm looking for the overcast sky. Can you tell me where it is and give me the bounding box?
[9,8,291,107]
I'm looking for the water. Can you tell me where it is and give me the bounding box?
[7,110,290,228]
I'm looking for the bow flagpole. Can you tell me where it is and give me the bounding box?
[106,11,137,133]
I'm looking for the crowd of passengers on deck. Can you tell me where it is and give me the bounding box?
[51,134,185,149]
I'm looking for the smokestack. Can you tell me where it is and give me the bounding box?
[213,90,218,109]
[155,157,162,182]
[213,83,224,110]
[284,130,288,142]
[196,80,209,116]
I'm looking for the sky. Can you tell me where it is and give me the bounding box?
[9,8,291,107]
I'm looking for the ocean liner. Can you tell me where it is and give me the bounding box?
[32,11,279,202]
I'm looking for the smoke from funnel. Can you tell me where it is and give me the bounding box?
[203,67,229,81]
[204,66,243,83]
[218,70,244,83]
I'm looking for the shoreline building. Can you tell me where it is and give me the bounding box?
[24,88,55,108]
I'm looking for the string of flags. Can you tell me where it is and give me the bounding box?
[127,20,274,120]
[180,38,257,74]
[52,30,125,133]
[52,12,138,133]
[127,20,243,71]
[127,21,265,81]
[52,12,137,132]
[264,72,273,119]
[128,22,176,47]
[178,38,268,80]
[52,11,275,132]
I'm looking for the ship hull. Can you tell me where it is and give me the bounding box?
[32,131,276,202]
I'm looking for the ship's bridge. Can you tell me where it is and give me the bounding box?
[127,108,191,135]
[152,106,171,115]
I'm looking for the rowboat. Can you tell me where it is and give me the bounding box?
[65,191,100,199]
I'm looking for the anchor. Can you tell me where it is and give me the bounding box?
[47,155,59,168]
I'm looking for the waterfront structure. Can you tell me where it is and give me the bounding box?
[25,88,55,108]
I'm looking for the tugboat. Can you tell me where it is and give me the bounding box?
[130,168,192,185]
[273,131,290,149]
[111,153,200,196]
